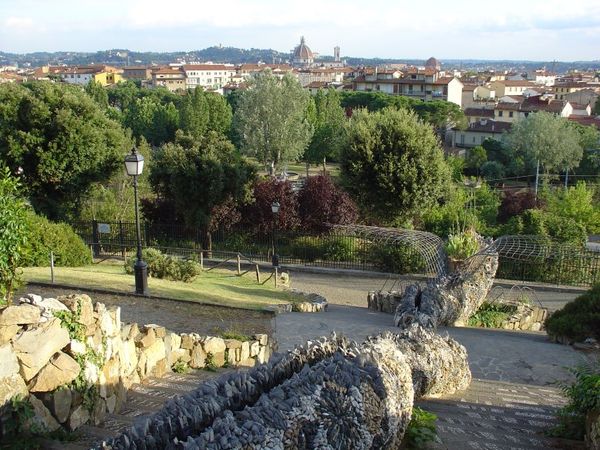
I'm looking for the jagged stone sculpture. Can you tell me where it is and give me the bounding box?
[394,252,499,329]
[99,325,470,450]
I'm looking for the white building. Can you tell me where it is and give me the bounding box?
[182,64,236,92]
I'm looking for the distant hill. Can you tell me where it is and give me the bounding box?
[1,47,599,74]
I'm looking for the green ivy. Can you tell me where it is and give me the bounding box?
[204,352,217,372]
[172,360,190,374]
[468,302,516,328]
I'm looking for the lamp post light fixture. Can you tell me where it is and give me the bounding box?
[124,147,148,295]
[271,201,280,267]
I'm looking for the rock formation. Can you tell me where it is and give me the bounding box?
[394,253,499,329]
[100,325,470,449]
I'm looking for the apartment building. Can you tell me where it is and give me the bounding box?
[182,64,236,92]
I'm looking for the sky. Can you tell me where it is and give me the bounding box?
[1,0,600,61]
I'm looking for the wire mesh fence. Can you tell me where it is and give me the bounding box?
[72,221,600,287]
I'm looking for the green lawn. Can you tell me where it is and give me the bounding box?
[23,265,301,310]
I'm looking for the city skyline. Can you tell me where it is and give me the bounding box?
[1,0,600,61]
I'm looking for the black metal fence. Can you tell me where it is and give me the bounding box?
[72,221,600,287]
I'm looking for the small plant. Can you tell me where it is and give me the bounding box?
[204,352,217,372]
[125,248,201,282]
[548,359,600,440]
[172,360,190,374]
[403,406,438,449]
[445,229,480,260]
[220,331,251,342]
[468,302,516,328]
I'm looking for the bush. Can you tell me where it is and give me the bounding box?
[497,191,538,223]
[287,236,326,262]
[297,175,358,233]
[545,284,600,343]
[369,243,427,274]
[403,407,437,449]
[0,167,28,304]
[480,161,505,181]
[23,212,91,267]
[550,360,600,440]
[125,248,201,282]
[320,235,358,262]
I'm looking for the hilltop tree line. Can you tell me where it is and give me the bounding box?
[0,74,598,252]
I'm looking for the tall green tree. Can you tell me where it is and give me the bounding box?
[124,95,179,146]
[85,80,109,110]
[507,112,584,174]
[305,89,347,170]
[466,145,487,175]
[341,107,451,225]
[233,71,313,171]
[0,82,130,220]
[205,91,233,135]
[149,131,256,229]
[179,87,209,140]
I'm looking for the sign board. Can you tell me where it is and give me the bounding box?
[98,223,111,234]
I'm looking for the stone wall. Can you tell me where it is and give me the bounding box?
[100,324,470,449]
[370,291,548,332]
[497,302,548,332]
[0,293,274,435]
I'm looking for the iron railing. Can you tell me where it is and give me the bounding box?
[72,221,600,287]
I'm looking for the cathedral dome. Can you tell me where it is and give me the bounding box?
[293,37,314,62]
[425,57,441,70]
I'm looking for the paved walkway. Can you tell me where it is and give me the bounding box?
[272,273,589,449]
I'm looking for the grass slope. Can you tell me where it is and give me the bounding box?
[23,265,300,310]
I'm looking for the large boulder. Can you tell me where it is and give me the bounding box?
[0,344,28,407]
[29,352,81,392]
[0,304,41,326]
[12,318,70,381]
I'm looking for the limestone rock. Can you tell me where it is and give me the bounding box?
[249,341,260,357]
[106,394,117,414]
[224,339,242,350]
[69,339,86,355]
[240,341,250,361]
[143,339,166,375]
[144,324,166,338]
[255,334,268,346]
[0,344,28,406]
[37,298,69,313]
[83,361,100,385]
[13,317,70,381]
[120,340,138,377]
[202,337,226,354]
[68,404,90,430]
[180,333,195,350]
[27,394,60,432]
[0,324,21,345]
[0,343,20,378]
[30,352,81,392]
[0,304,41,326]
[50,388,72,423]
[139,329,156,348]
[190,344,206,368]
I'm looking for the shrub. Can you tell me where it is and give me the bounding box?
[0,167,28,304]
[240,178,300,234]
[369,243,427,274]
[297,175,358,233]
[545,284,600,342]
[403,407,438,449]
[288,236,326,262]
[549,360,600,440]
[23,212,91,267]
[125,248,201,282]
[320,235,359,262]
[497,191,538,223]
[480,161,505,181]
[445,229,480,260]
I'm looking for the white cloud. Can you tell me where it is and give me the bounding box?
[4,16,34,30]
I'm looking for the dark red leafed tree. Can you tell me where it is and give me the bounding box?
[241,178,300,233]
[298,175,358,233]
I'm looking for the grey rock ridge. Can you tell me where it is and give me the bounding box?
[394,252,499,329]
[100,325,470,449]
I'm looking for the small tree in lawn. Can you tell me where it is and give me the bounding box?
[241,178,300,234]
[298,175,358,233]
[0,167,28,305]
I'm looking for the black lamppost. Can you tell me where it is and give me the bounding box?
[271,201,280,267]
[124,147,148,295]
